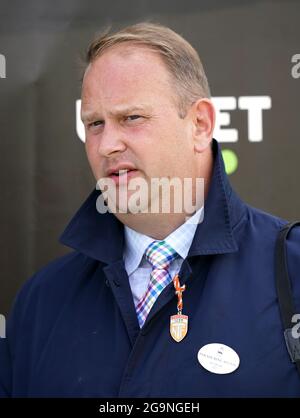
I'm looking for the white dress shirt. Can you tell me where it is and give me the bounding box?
[123,207,204,308]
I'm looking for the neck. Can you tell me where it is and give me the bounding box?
[120,212,196,240]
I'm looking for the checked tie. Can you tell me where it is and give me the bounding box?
[136,240,178,328]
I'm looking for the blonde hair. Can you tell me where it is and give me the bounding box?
[86,22,211,118]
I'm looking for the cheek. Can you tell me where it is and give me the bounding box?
[154,133,193,175]
[85,142,100,172]
[85,139,98,158]
[142,145,177,176]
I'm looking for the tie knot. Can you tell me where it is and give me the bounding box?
[145,240,178,270]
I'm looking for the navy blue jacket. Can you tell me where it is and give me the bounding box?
[1,139,300,397]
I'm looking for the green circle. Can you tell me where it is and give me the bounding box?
[222,149,238,175]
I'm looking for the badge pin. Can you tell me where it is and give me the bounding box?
[197,343,240,374]
[170,314,188,342]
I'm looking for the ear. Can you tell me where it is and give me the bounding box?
[191,99,215,153]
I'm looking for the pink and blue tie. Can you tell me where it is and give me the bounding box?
[136,240,178,328]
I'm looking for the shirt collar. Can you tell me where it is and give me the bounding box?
[124,207,204,275]
[60,139,246,263]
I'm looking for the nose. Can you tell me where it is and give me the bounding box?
[97,121,127,157]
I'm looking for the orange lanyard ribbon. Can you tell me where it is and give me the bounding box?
[173,274,186,314]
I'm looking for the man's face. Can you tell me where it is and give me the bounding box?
[81,45,199,214]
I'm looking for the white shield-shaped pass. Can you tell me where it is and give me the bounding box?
[170,314,188,342]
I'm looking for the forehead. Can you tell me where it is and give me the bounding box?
[81,45,174,110]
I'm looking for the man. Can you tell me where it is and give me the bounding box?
[0,22,300,397]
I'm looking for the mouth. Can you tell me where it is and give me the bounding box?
[108,168,139,185]
[110,169,136,177]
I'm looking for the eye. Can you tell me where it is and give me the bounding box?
[125,115,142,121]
[90,120,104,127]
[86,120,104,133]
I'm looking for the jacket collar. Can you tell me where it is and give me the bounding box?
[60,139,246,263]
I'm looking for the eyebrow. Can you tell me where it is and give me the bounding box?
[81,105,153,123]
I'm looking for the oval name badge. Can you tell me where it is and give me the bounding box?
[197,343,240,375]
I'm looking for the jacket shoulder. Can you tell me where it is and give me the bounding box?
[18,251,95,296]
[246,204,288,229]
[246,204,300,310]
